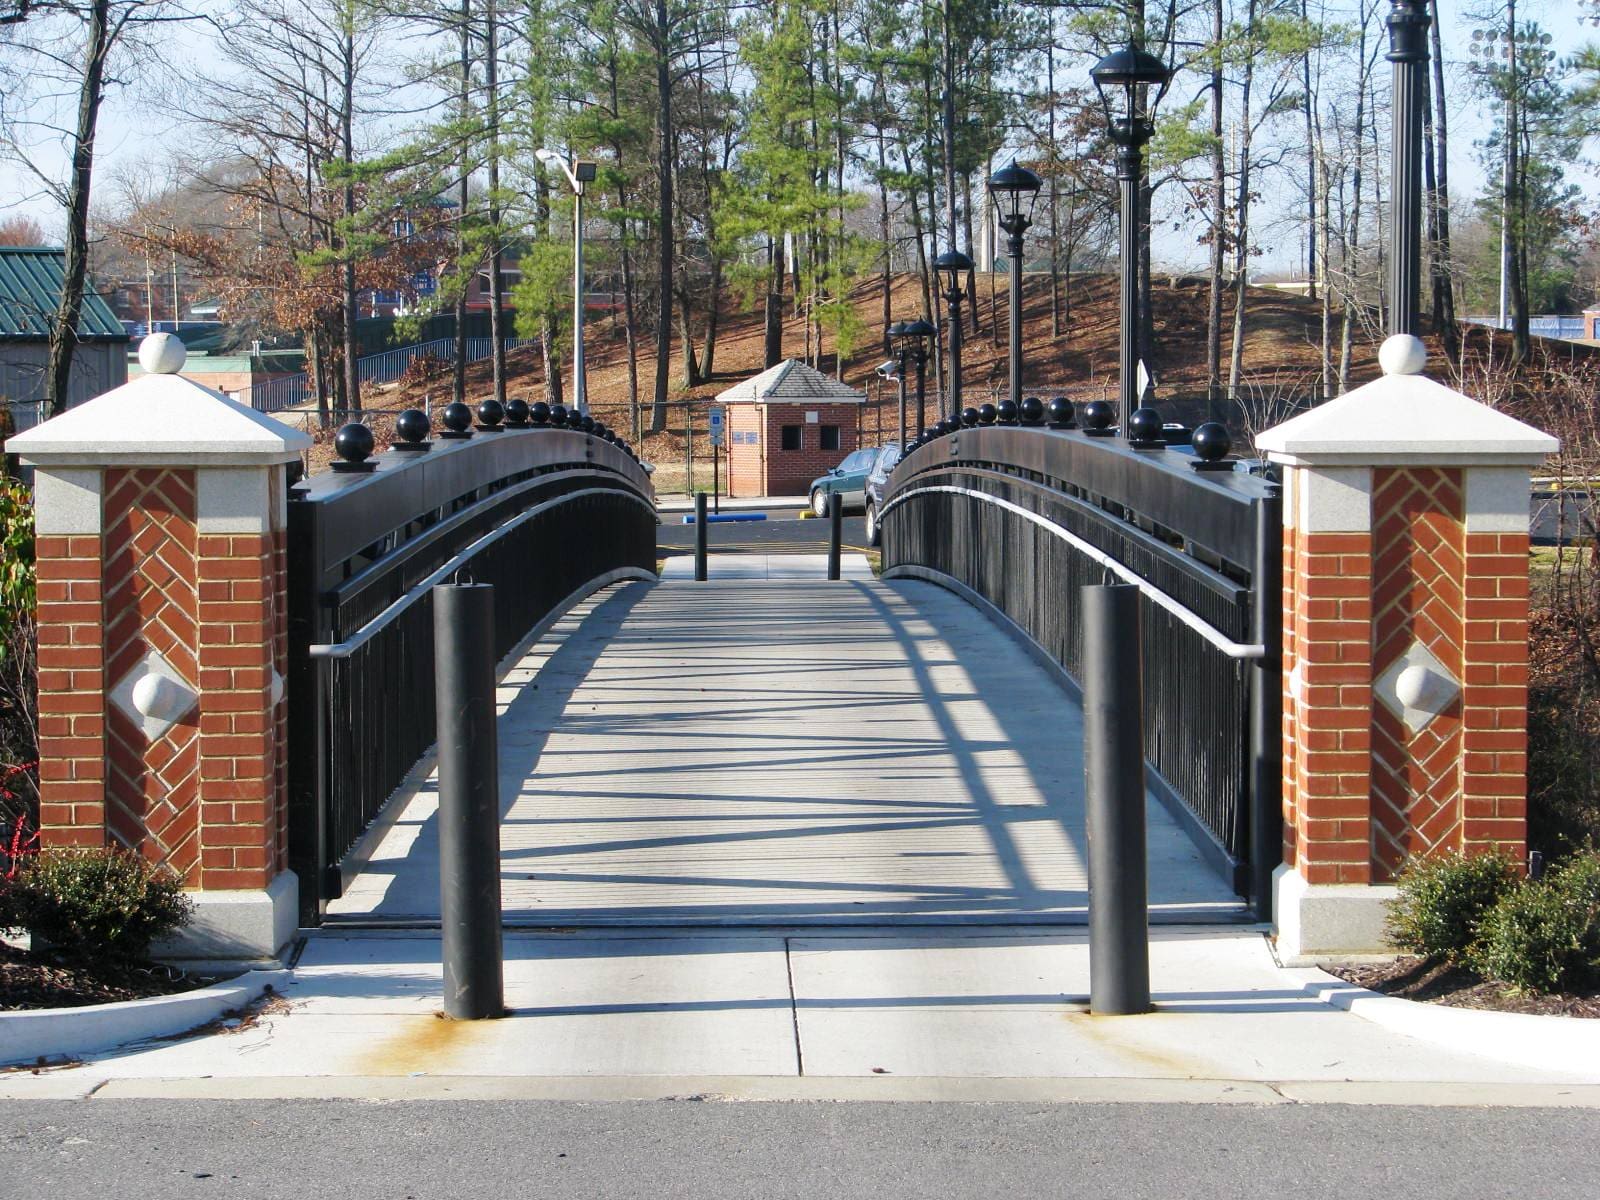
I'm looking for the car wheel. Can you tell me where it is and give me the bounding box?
[865,502,880,547]
[811,488,829,518]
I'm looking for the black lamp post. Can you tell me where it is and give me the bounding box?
[933,251,973,421]
[1387,0,1429,337]
[896,318,937,440]
[987,160,1043,415]
[1091,43,1171,440]
[886,320,910,446]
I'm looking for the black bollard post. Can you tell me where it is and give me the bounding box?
[827,498,842,580]
[694,492,708,581]
[1081,582,1151,1015]
[433,581,505,1020]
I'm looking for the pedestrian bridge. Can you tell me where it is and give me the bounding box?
[285,412,1280,931]
[14,333,1549,968]
[327,568,1242,926]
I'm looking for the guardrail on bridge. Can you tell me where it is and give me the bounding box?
[880,421,1281,912]
[285,423,656,922]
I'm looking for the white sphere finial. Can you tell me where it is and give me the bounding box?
[138,332,187,375]
[1378,333,1427,377]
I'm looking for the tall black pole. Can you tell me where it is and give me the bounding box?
[897,348,908,447]
[1387,0,1430,337]
[914,346,928,435]
[1000,216,1028,410]
[1082,583,1150,1015]
[944,285,964,422]
[1116,137,1141,435]
[433,581,505,1021]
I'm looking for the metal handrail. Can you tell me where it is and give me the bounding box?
[879,483,1266,660]
[307,486,656,659]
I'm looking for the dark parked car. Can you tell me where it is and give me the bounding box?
[863,443,902,546]
[809,445,884,518]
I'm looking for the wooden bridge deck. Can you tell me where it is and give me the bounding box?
[328,573,1243,926]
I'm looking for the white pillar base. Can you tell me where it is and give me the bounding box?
[1272,864,1399,965]
[152,869,299,973]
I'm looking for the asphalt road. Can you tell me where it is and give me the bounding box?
[658,506,870,557]
[4,1099,1597,1199]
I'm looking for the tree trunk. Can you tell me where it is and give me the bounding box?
[1205,0,1224,417]
[46,0,111,418]
[1426,0,1457,357]
[485,0,506,407]
[453,0,470,408]
[650,2,673,433]
[340,28,360,414]
[1227,0,1258,402]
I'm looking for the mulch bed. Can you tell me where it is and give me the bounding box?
[1326,955,1600,1019]
[1,943,211,1011]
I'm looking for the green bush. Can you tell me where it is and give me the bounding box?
[5,846,193,962]
[1471,852,1600,993]
[1386,850,1520,959]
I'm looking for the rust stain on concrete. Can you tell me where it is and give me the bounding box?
[350,1012,503,1076]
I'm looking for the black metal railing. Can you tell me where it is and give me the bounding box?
[286,428,656,922]
[880,425,1280,911]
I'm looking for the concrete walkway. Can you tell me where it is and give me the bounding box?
[328,573,1240,925]
[6,927,1597,1101]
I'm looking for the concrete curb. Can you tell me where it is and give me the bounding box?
[0,969,289,1067]
[1303,967,1600,1077]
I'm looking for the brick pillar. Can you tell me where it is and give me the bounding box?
[8,334,309,966]
[1257,335,1556,961]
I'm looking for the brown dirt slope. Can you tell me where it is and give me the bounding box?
[335,273,1592,486]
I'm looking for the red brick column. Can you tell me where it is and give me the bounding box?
[1258,335,1555,960]
[10,333,309,965]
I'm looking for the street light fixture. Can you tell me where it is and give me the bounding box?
[894,318,937,442]
[1091,43,1171,439]
[932,251,974,421]
[535,148,599,415]
[986,160,1043,415]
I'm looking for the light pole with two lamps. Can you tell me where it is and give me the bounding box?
[986,160,1043,414]
[893,318,936,440]
[1090,44,1171,441]
[535,149,599,416]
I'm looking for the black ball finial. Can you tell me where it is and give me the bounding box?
[996,398,1019,425]
[1082,400,1115,436]
[394,408,431,451]
[440,401,474,438]
[1128,406,1164,447]
[549,403,569,427]
[504,398,530,426]
[530,401,551,426]
[977,402,998,426]
[1191,421,1233,466]
[1020,396,1044,426]
[1046,396,1075,429]
[961,406,979,428]
[476,398,505,430]
[580,414,596,433]
[332,422,376,473]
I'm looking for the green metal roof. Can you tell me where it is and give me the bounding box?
[0,246,128,341]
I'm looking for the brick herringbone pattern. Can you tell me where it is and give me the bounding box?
[102,467,201,875]
[1369,467,1465,880]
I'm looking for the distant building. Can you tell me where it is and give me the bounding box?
[0,246,129,432]
[716,359,866,497]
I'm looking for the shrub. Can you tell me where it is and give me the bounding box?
[1386,850,1520,959]
[1471,852,1600,993]
[5,847,193,962]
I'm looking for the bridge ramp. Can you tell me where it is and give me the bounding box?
[329,576,1242,925]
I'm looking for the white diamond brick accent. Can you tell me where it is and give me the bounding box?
[109,649,198,741]
[1374,640,1460,735]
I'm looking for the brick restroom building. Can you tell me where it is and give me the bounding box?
[715,360,867,497]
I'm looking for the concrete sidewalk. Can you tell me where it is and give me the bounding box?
[4,927,1597,1103]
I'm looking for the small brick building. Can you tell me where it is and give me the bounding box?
[716,360,865,497]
